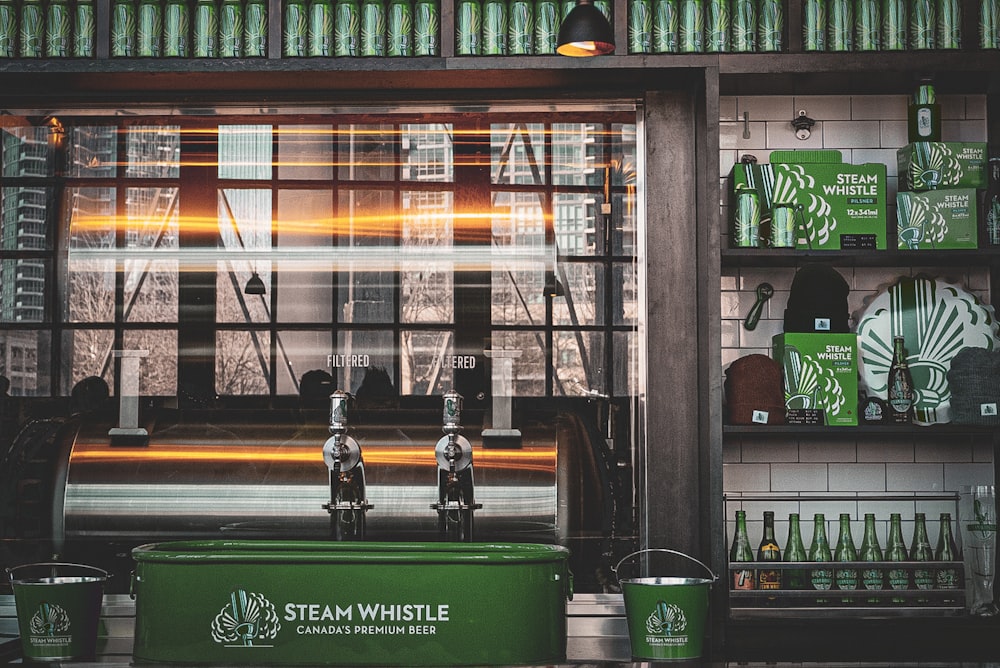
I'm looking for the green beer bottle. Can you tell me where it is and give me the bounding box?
[219,0,244,56]
[886,512,909,603]
[20,0,44,57]
[859,512,884,604]
[137,0,163,57]
[653,0,678,52]
[309,0,334,55]
[110,0,136,55]
[193,0,219,56]
[808,513,833,603]
[910,512,934,603]
[244,0,267,55]
[783,512,808,589]
[935,512,960,589]
[163,0,191,56]
[283,0,307,55]
[386,0,412,55]
[834,513,858,602]
[756,511,782,594]
[730,510,755,590]
[46,0,72,56]
[887,335,915,424]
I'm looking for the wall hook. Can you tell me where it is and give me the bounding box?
[742,111,751,139]
[792,110,815,140]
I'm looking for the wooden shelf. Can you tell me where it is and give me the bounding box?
[721,248,1000,269]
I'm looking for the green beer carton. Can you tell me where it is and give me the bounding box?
[772,333,859,426]
[897,188,978,250]
[730,152,887,250]
[897,142,988,191]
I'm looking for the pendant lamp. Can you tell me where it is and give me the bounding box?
[556,0,615,56]
[244,272,266,295]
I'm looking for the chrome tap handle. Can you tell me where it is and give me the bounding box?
[442,390,463,436]
[329,389,351,436]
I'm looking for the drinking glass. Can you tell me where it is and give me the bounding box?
[959,485,999,616]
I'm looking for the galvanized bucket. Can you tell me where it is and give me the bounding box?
[8,562,108,662]
[613,548,717,661]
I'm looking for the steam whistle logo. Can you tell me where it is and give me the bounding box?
[970,499,998,540]
[211,590,280,648]
[645,600,687,638]
[29,602,71,639]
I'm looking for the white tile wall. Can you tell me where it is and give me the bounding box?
[719,94,995,549]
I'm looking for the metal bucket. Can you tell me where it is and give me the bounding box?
[613,548,717,661]
[7,562,108,662]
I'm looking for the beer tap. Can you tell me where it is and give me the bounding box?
[431,390,481,542]
[321,390,372,540]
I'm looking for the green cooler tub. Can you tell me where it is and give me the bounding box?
[131,540,571,665]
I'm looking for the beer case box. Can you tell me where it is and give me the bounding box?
[729,152,887,250]
[897,188,979,250]
[772,333,859,427]
[897,142,988,191]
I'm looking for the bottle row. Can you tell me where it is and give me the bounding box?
[729,510,962,593]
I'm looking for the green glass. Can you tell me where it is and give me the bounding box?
[413,0,438,54]
[45,0,72,56]
[508,0,532,53]
[859,513,884,603]
[220,0,244,55]
[334,0,360,54]
[783,513,808,590]
[110,0,137,55]
[882,0,906,50]
[386,0,412,55]
[678,0,702,51]
[593,0,611,21]
[935,512,961,589]
[652,0,678,51]
[704,0,727,52]
[193,0,219,56]
[482,0,507,54]
[730,0,754,51]
[309,0,334,55]
[802,0,825,50]
[982,0,1000,48]
[854,0,879,50]
[808,514,833,603]
[163,0,190,56]
[19,0,43,57]
[0,0,15,57]
[283,0,307,54]
[909,0,934,49]
[534,0,557,53]
[455,0,480,53]
[826,0,851,50]
[360,0,386,55]
[730,510,754,590]
[74,0,96,55]
[886,513,909,603]
[758,0,781,51]
[910,512,934,597]
[244,0,267,55]
[936,0,960,48]
[628,0,652,53]
[137,0,163,57]
[834,513,858,598]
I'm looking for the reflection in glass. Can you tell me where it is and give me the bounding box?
[554,192,595,256]
[613,330,636,397]
[338,189,394,324]
[339,124,394,181]
[218,188,271,324]
[219,125,272,180]
[401,190,454,324]
[553,330,604,397]
[66,126,117,178]
[61,328,114,395]
[276,189,334,322]
[275,330,335,395]
[335,329,395,398]
[216,330,271,395]
[401,124,453,182]
[400,329,454,395]
[2,330,50,396]
[124,329,177,395]
[491,123,545,185]
[551,123,600,187]
[65,187,115,323]
[613,261,637,326]
[492,191,546,327]
[2,127,53,178]
[124,187,179,323]
[278,124,333,180]
[553,263,602,327]
[126,126,180,178]
[489,330,544,397]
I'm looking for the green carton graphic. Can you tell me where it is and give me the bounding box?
[773,333,859,426]
[897,188,978,250]
[897,142,987,191]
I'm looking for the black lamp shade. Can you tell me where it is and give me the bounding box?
[556,0,615,56]
[244,272,266,295]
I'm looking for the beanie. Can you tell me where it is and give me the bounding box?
[725,354,786,425]
[784,263,851,333]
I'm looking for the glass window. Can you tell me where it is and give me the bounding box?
[2,330,51,396]
[216,330,271,395]
[491,123,545,185]
[338,124,394,181]
[219,125,272,180]
[124,329,177,395]
[126,126,180,178]
[278,124,334,181]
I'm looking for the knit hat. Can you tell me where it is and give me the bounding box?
[947,347,1000,425]
[725,354,786,425]
[784,263,851,333]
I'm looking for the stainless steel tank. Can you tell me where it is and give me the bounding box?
[54,408,604,545]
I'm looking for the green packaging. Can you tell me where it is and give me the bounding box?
[897,188,978,250]
[773,333,859,427]
[897,142,988,191]
[730,153,888,250]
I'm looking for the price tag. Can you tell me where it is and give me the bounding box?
[980,403,998,417]
[751,410,769,424]
[814,317,831,331]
